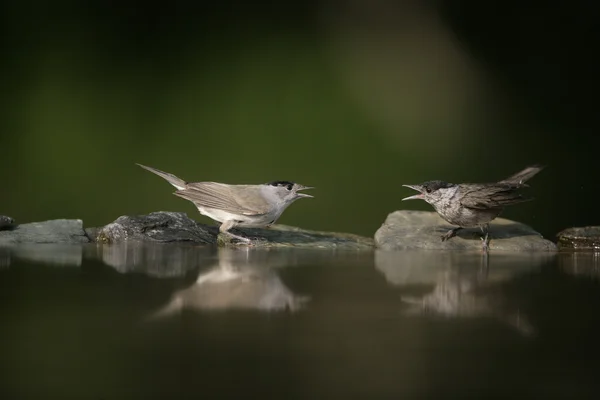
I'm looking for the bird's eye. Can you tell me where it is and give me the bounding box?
[286,184,293,191]
[425,187,431,194]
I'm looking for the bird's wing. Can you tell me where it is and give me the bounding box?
[459,184,533,210]
[174,183,270,215]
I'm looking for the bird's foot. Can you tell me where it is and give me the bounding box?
[219,231,253,245]
[441,227,462,242]
[479,224,490,253]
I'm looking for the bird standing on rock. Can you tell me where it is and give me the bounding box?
[137,164,314,243]
[401,165,544,251]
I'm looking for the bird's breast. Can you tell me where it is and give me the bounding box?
[434,203,501,227]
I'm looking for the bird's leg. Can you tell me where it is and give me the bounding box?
[219,220,251,244]
[480,224,490,252]
[441,227,462,242]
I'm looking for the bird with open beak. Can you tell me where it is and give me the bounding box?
[401,165,544,251]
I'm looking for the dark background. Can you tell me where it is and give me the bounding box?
[1,0,598,239]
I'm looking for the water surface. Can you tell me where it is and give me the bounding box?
[2,244,600,399]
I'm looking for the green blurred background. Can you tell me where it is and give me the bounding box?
[1,1,598,239]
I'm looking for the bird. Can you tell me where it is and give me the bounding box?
[137,164,314,243]
[401,165,544,251]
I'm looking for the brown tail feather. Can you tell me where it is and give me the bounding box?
[137,163,187,190]
[498,165,544,186]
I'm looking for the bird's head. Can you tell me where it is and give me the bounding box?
[263,181,314,203]
[402,180,456,207]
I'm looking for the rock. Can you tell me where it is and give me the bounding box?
[94,212,217,244]
[0,215,15,230]
[556,226,600,250]
[375,210,557,252]
[84,227,100,242]
[219,224,375,250]
[0,219,90,245]
[93,211,374,249]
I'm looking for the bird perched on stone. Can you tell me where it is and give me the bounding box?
[137,164,313,243]
[402,165,544,251]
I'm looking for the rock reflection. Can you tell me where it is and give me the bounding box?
[0,244,83,267]
[98,241,372,279]
[558,251,600,279]
[375,251,556,336]
[0,247,10,268]
[98,241,215,278]
[149,247,309,317]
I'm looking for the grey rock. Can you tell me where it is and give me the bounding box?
[84,227,100,242]
[93,211,374,250]
[94,212,217,244]
[375,210,557,252]
[220,224,375,250]
[556,226,600,251]
[0,219,90,245]
[0,215,15,230]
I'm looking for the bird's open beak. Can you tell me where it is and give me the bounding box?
[296,186,314,198]
[401,185,425,201]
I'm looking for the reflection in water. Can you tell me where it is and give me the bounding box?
[375,251,556,336]
[0,247,9,268]
[93,242,311,314]
[5,242,600,398]
[98,241,215,278]
[97,241,372,278]
[150,247,309,317]
[0,244,83,267]
[558,251,600,278]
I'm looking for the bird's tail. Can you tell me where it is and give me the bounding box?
[136,163,187,190]
[499,165,544,186]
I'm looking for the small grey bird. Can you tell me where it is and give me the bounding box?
[401,165,544,250]
[137,164,314,243]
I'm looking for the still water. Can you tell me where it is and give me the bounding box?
[1,243,600,399]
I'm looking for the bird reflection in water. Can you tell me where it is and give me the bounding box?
[402,254,533,336]
[150,247,309,318]
[375,251,553,336]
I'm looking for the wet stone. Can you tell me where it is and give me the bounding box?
[218,224,375,250]
[94,212,217,244]
[0,215,15,230]
[93,211,374,250]
[556,226,600,251]
[375,210,557,252]
[0,219,90,245]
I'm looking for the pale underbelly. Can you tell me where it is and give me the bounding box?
[197,207,278,227]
